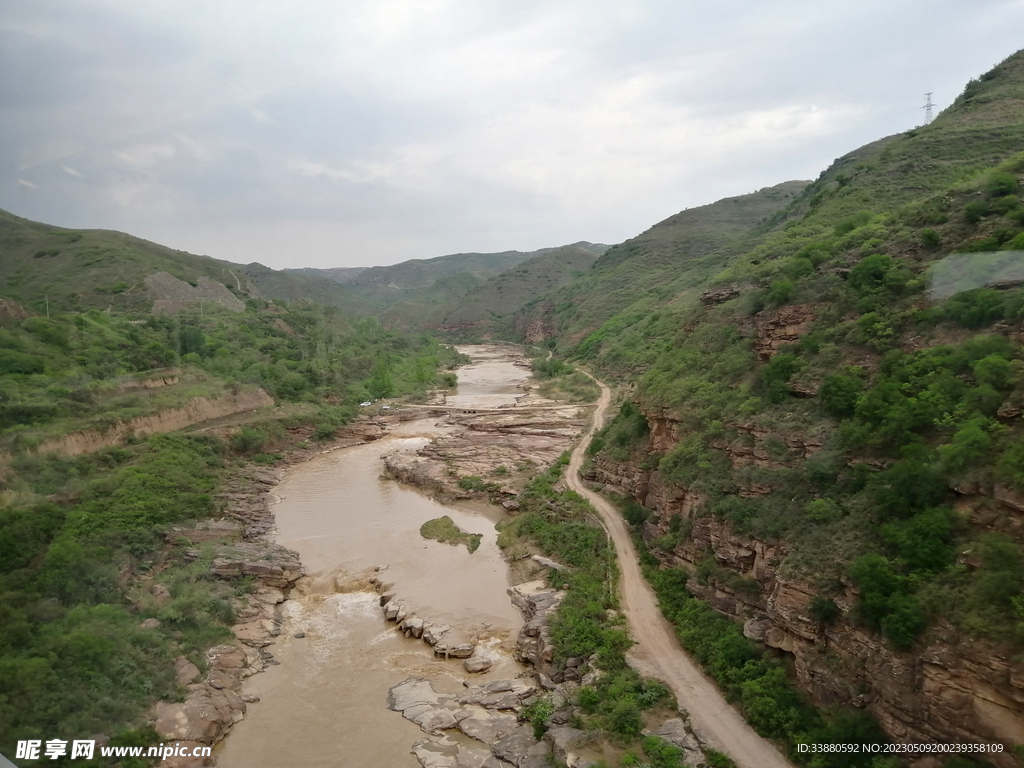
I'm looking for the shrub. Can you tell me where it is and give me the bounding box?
[943,288,1005,329]
[808,596,841,625]
[766,279,794,306]
[0,349,44,374]
[818,374,863,418]
[986,171,1018,198]
[880,594,926,649]
[848,254,896,294]
[834,211,874,236]
[312,423,336,441]
[230,427,265,454]
[761,352,799,403]
[607,698,643,738]
[964,200,992,224]
[920,229,941,250]
[457,475,489,492]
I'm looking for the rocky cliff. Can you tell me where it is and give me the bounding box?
[585,411,1024,760]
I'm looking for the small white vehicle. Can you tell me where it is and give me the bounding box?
[381,405,391,410]
[360,401,372,407]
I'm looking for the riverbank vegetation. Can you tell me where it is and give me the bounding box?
[498,456,704,767]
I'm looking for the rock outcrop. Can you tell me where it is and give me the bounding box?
[381,403,587,501]
[146,271,247,315]
[389,677,544,765]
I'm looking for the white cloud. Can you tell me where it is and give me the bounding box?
[114,142,177,167]
[2,0,1023,267]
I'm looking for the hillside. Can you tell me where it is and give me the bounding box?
[284,266,367,284]
[514,180,809,365]
[337,242,608,309]
[0,209,368,314]
[555,50,1024,754]
[382,243,604,335]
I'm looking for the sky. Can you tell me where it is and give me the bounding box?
[2,1,1024,270]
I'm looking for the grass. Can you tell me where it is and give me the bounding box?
[419,516,482,553]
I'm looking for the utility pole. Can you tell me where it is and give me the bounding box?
[45,295,49,319]
[922,92,935,124]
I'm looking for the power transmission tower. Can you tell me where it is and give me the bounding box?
[922,92,935,124]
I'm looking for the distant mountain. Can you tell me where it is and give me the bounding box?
[324,243,609,309]
[283,266,367,284]
[0,209,370,314]
[401,243,604,337]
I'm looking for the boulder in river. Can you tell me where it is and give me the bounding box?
[463,656,493,673]
[402,616,425,638]
[435,641,475,659]
[422,623,451,645]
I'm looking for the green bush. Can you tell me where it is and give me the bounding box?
[0,348,45,374]
[312,423,336,441]
[834,211,874,236]
[231,427,266,454]
[766,279,794,306]
[848,254,896,294]
[986,171,1018,198]
[943,288,1005,329]
[808,596,841,625]
[920,228,941,249]
[818,374,863,418]
[964,200,992,223]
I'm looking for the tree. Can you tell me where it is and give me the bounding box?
[819,374,863,417]
[368,358,394,399]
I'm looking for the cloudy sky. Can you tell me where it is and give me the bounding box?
[2,1,1023,269]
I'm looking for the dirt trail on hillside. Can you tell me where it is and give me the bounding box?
[565,373,795,768]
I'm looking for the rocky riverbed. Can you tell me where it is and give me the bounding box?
[144,415,395,767]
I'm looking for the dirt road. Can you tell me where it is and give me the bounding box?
[565,373,795,768]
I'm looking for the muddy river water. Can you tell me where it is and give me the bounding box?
[217,346,533,768]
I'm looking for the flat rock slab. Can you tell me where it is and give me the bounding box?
[546,727,586,767]
[388,677,446,711]
[411,736,508,768]
[491,726,541,766]
[458,709,520,745]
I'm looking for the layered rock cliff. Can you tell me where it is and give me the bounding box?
[585,410,1024,759]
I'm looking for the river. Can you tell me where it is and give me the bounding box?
[217,345,531,768]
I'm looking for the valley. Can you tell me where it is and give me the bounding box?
[4,46,1024,768]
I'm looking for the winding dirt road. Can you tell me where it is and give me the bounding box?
[565,373,795,768]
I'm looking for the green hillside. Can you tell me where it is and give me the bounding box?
[0,210,368,314]
[240,261,375,314]
[553,49,1024,754]
[339,242,608,309]
[431,243,603,336]
[284,265,367,283]
[518,180,809,365]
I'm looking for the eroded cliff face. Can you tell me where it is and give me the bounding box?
[585,411,1024,759]
[32,388,275,457]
